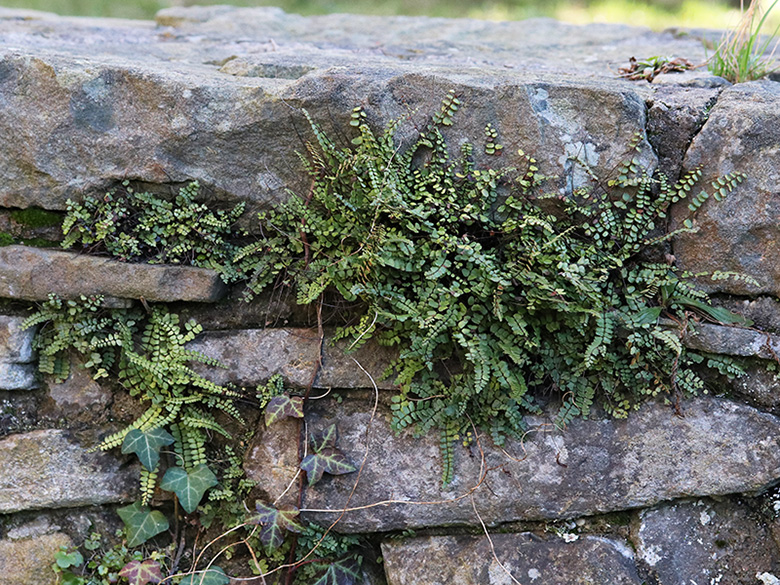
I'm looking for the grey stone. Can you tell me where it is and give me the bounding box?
[632,498,780,584]
[714,296,780,334]
[0,531,72,585]
[381,533,642,585]
[684,321,780,359]
[730,364,780,411]
[0,245,227,302]
[189,328,397,390]
[44,356,111,420]
[245,396,780,532]
[0,7,694,215]
[0,429,137,513]
[673,81,780,296]
[0,315,38,390]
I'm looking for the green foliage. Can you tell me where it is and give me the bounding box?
[707,0,780,83]
[117,502,170,548]
[122,428,175,472]
[238,94,748,483]
[249,502,305,551]
[25,295,241,511]
[264,394,305,426]
[179,567,230,585]
[117,559,164,585]
[10,207,62,228]
[300,424,357,487]
[61,181,245,282]
[159,464,219,514]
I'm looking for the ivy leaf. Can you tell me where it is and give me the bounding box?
[179,566,229,585]
[248,502,304,550]
[121,428,175,471]
[310,424,339,452]
[264,395,304,426]
[300,448,357,487]
[159,464,218,514]
[118,560,163,585]
[117,502,169,547]
[312,557,362,585]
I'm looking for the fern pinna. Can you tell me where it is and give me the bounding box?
[237,92,749,483]
[25,296,240,504]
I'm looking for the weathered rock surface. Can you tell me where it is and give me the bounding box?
[190,328,397,389]
[0,315,37,390]
[381,533,642,585]
[632,498,780,584]
[673,81,780,296]
[0,429,137,513]
[684,321,780,359]
[0,531,72,585]
[0,245,226,302]
[0,6,728,213]
[245,395,780,532]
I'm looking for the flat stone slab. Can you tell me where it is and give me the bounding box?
[0,429,137,513]
[685,321,780,359]
[246,396,780,532]
[381,534,642,585]
[0,6,700,213]
[189,328,397,390]
[0,245,226,302]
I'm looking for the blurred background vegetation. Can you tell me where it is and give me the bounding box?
[1,0,777,31]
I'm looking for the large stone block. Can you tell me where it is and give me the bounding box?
[0,531,72,585]
[381,534,643,585]
[673,81,780,296]
[0,315,38,390]
[189,328,397,390]
[0,429,137,513]
[246,396,780,532]
[0,7,714,215]
[0,245,226,302]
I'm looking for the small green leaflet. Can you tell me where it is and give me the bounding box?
[117,502,169,547]
[121,428,175,471]
[301,425,356,487]
[312,557,362,585]
[118,560,163,585]
[264,395,304,426]
[159,464,218,514]
[178,566,229,585]
[248,502,304,550]
[54,548,83,569]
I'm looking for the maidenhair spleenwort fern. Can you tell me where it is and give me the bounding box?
[237,92,752,484]
[24,295,241,504]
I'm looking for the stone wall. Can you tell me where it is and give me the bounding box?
[1,6,780,584]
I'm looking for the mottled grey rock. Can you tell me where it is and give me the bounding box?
[673,81,780,296]
[245,396,780,532]
[0,315,38,390]
[0,7,694,214]
[633,498,780,584]
[44,356,111,420]
[684,321,780,359]
[0,531,72,585]
[0,245,226,302]
[715,296,780,334]
[0,429,137,513]
[381,533,642,585]
[728,364,780,411]
[190,328,397,390]
[647,86,719,182]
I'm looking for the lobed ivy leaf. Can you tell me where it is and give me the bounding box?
[264,394,304,427]
[312,557,362,585]
[159,464,218,514]
[310,424,339,452]
[248,502,304,550]
[300,447,357,487]
[121,428,175,471]
[179,566,229,585]
[117,502,169,547]
[118,560,163,585]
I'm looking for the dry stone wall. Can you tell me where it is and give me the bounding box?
[1,6,780,585]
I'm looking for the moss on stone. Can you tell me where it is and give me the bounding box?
[10,208,62,229]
